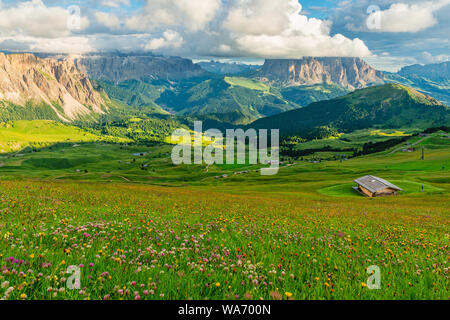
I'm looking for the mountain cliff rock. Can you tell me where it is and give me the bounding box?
[72,53,208,83]
[0,53,107,121]
[253,57,384,89]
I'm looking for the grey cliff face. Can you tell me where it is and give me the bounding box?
[254,57,384,89]
[73,54,208,83]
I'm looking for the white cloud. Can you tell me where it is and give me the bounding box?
[364,55,419,72]
[95,11,121,30]
[0,34,94,54]
[223,0,298,36]
[145,30,184,50]
[126,0,221,32]
[367,1,450,32]
[100,0,130,8]
[0,0,89,38]
[419,51,450,64]
[0,0,373,58]
[221,0,371,58]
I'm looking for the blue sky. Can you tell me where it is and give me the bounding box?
[0,0,448,71]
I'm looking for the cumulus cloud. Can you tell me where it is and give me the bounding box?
[366,0,450,32]
[223,0,298,36]
[0,0,89,38]
[0,0,378,58]
[126,0,221,32]
[221,0,371,58]
[95,11,121,30]
[145,30,184,50]
[0,34,94,53]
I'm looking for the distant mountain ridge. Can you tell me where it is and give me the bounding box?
[398,61,449,79]
[0,53,107,122]
[72,53,208,83]
[253,57,384,89]
[386,61,450,106]
[196,61,260,75]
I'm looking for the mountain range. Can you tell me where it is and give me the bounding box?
[0,51,448,138]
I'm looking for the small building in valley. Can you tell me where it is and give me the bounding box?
[353,175,403,197]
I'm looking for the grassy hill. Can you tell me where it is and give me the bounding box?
[280,84,350,107]
[95,80,169,114]
[0,120,126,153]
[250,84,450,137]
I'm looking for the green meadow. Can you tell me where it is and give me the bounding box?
[0,121,448,300]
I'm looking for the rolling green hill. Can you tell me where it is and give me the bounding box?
[250,84,450,137]
[95,80,169,114]
[0,120,126,153]
[156,77,297,125]
[280,84,350,107]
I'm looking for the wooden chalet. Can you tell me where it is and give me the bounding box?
[353,175,403,197]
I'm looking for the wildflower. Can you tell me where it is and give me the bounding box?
[29,254,34,259]
[215,282,220,287]
[20,293,27,299]
[285,292,293,298]
[270,291,282,300]
[361,282,367,288]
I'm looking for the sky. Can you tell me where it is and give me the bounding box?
[0,0,448,71]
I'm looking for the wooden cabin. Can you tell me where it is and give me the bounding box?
[353,175,402,197]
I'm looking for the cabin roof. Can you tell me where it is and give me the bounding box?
[354,175,403,193]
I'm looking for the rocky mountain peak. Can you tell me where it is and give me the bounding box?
[0,53,107,121]
[254,57,384,89]
[71,53,208,83]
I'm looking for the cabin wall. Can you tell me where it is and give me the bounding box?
[358,185,374,197]
[374,188,398,197]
